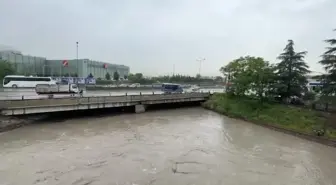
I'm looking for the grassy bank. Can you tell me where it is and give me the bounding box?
[203,94,336,140]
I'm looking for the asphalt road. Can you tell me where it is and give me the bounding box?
[0,88,225,100]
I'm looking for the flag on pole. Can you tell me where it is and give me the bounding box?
[62,60,68,67]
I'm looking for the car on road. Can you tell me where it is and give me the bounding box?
[129,83,140,88]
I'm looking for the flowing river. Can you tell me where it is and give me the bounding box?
[0,107,335,185]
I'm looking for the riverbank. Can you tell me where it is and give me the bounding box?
[202,94,336,147]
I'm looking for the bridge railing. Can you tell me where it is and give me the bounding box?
[0,92,211,109]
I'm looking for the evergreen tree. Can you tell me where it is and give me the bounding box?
[275,40,310,99]
[105,72,111,80]
[113,71,120,81]
[88,73,94,78]
[319,29,336,95]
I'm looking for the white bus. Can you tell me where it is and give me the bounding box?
[2,75,57,88]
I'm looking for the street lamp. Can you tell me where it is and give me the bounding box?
[196,58,205,77]
[76,41,79,77]
[173,64,175,76]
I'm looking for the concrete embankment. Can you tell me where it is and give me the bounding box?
[0,101,201,133]
[0,116,45,133]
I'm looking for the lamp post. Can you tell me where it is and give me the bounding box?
[76,41,79,77]
[173,64,175,76]
[196,58,205,77]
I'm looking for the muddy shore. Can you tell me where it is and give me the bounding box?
[0,115,46,133]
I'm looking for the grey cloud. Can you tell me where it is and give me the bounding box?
[0,0,335,76]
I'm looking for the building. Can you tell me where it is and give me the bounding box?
[0,50,130,79]
[0,50,46,76]
[306,72,327,92]
[45,59,129,79]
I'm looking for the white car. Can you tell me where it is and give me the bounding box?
[129,83,140,87]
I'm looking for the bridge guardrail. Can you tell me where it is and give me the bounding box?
[0,92,211,109]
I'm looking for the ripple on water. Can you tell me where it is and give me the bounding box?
[0,108,336,185]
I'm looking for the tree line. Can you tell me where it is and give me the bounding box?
[220,29,336,104]
[126,73,223,84]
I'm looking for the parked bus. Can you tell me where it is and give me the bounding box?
[2,75,57,88]
[161,83,183,94]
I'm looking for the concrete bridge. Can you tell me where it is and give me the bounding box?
[0,92,211,116]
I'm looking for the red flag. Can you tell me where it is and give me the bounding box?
[62,60,68,67]
[103,63,107,69]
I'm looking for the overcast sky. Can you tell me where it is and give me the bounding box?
[0,0,335,76]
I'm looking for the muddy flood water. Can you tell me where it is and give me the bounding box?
[0,107,336,185]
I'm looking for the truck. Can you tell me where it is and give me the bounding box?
[35,84,80,98]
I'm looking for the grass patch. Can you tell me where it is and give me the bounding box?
[203,94,336,139]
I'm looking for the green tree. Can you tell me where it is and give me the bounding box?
[128,73,144,83]
[134,73,143,79]
[127,72,221,84]
[0,59,15,79]
[220,56,275,99]
[246,57,276,100]
[113,71,120,81]
[127,73,135,81]
[319,29,336,96]
[275,40,310,99]
[105,72,111,80]
[220,56,251,95]
[214,76,223,82]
